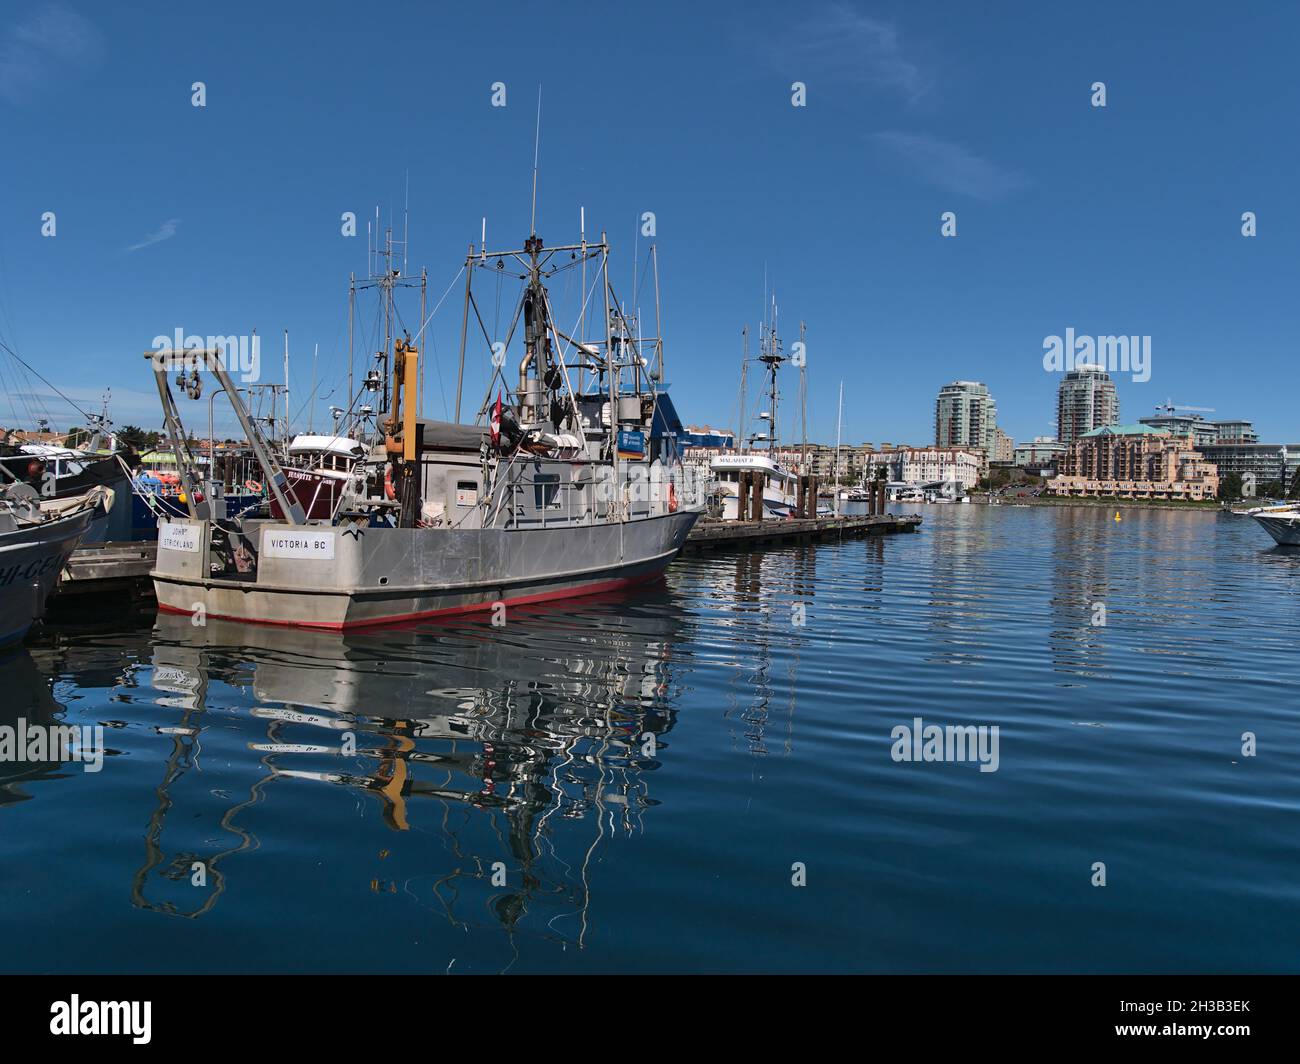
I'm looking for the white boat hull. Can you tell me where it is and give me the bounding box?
[1252,511,1300,546]
[152,509,701,630]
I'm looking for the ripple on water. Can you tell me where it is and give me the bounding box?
[2,504,1299,972]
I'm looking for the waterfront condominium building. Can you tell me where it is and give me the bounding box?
[771,443,875,483]
[1196,442,1300,488]
[1138,414,1258,448]
[1013,436,1068,470]
[1048,424,1219,501]
[1056,367,1119,444]
[994,428,1014,463]
[865,447,982,490]
[935,381,998,470]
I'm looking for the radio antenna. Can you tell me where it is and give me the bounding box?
[530,85,542,236]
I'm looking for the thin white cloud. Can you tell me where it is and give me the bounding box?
[872,131,1028,200]
[0,4,103,104]
[775,4,933,104]
[1,386,164,432]
[126,219,181,253]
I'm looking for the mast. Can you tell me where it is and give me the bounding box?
[834,379,843,515]
[651,244,663,384]
[579,207,587,396]
[799,321,808,476]
[530,87,542,237]
[738,326,748,455]
[602,231,614,455]
[758,301,784,456]
[455,243,473,423]
[770,295,779,454]
[347,272,355,413]
[419,267,427,419]
[283,329,290,445]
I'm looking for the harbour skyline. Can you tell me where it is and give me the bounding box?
[1,1,1298,448]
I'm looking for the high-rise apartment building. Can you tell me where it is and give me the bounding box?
[1056,367,1119,444]
[935,381,998,467]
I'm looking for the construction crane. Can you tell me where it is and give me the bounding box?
[1154,400,1215,416]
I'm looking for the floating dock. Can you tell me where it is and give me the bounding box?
[682,513,920,553]
[57,541,157,599]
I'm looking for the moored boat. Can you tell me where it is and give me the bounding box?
[0,483,114,646]
[1245,503,1300,546]
[147,217,702,630]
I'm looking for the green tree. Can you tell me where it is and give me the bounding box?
[1217,472,1242,501]
[116,425,159,453]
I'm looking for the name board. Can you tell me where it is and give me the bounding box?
[262,529,335,560]
[159,522,200,553]
[617,430,646,459]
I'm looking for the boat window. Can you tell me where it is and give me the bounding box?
[533,473,561,509]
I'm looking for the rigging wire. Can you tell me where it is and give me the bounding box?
[0,336,95,425]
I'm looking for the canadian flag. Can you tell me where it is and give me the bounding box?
[490,390,502,447]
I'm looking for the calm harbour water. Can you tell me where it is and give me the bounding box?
[3,503,1300,973]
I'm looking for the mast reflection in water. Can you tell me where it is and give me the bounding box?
[136,590,685,947]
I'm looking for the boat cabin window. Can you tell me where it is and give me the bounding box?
[533,473,561,509]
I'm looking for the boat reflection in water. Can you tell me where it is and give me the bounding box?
[140,586,686,944]
[0,650,71,806]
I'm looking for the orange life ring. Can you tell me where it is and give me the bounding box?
[384,464,397,501]
[668,481,678,513]
[245,479,262,493]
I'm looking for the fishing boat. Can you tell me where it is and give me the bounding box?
[0,396,134,544]
[710,452,799,518]
[709,309,817,519]
[147,213,702,630]
[0,482,114,646]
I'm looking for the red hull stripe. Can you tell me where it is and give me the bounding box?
[157,569,663,631]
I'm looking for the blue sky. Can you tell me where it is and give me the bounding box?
[1,0,1298,446]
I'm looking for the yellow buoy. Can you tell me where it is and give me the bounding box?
[1114,511,1121,522]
